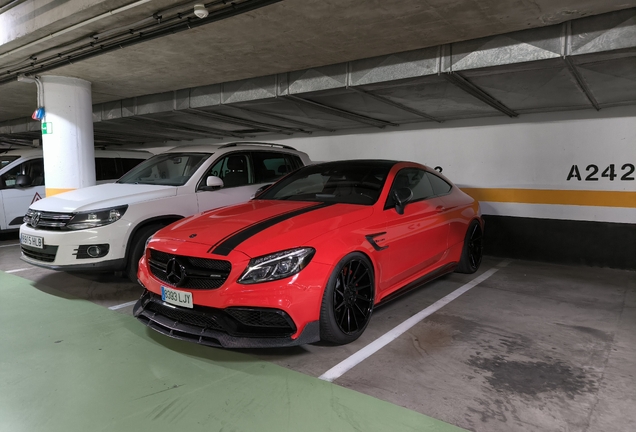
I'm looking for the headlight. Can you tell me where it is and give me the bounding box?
[238,247,315,284]
[66,205,128,230]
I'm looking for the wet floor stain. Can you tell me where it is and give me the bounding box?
[467,354,597,399]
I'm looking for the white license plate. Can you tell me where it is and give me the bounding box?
[161,286,193,309]
[21,233,43,249]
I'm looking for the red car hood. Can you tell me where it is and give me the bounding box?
[158,200,374,257]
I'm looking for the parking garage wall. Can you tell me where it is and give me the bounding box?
[179,106,636,270]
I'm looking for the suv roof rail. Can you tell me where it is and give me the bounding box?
[218,141,296,150]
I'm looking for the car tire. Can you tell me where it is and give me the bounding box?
[125,224,164,282]
[319,252,375,345]
[455,220,483,274]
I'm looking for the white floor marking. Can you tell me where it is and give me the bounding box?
[5,268,29,274]
[0,243,20,248]
[319,259,512,382]
[108,300,138,311]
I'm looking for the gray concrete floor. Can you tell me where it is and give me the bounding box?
[1,232,634,432]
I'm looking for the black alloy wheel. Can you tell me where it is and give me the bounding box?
[456,220,483,274]
[320,253,375,344]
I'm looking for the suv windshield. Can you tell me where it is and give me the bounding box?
[0,155,19,170]
[118,153,211,186]
[257,161,393,205]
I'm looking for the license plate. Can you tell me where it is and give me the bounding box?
[161,286,193,309]
[21,233,43,249]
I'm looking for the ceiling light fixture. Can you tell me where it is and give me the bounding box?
[193,4,208,19]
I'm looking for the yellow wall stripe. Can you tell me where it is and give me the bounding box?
[461,188,636,208]
[45,188,76,197]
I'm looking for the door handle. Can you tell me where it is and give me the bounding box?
[436,205,446,213]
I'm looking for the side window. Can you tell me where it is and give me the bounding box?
[95,158,118,181]
[252,152,293,184]
[385,168,434,209]
[426,172,452,196]
[203,153,251,188]
[0,158,44,189]
[288,155,303,170]
[120,158,146,175]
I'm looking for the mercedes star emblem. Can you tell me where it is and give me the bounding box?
[165,258,186,286]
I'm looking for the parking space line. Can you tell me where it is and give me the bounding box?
[319,259,511,382]
[0,243,20,248]
[108,300,138,311]
[5,268,29,274]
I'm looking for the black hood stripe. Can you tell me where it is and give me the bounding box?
[210,202,335,256]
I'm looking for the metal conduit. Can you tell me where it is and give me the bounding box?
[0,0,283,86]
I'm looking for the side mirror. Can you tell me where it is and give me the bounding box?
[15,174,32,188]
[391,187,413,215]
[199,175,223,191]
[251,183,273,200]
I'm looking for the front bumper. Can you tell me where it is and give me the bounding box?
[136,242,333,348]
[133,290,320,348]
[19,221,131,270]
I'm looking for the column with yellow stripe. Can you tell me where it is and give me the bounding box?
[40,76,96,197]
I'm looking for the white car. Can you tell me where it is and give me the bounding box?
[19,142,311,281]
[0,148,151,232]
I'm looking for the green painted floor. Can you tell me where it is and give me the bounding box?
[0,272,464,432]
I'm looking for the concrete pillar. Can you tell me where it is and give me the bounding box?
[40,76,95,197]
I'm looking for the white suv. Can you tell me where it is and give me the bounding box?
[19,142,311,280]
[1,148,150,232]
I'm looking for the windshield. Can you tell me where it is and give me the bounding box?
[257,161,393,205]
[0,155,19,171]
[117,153,211,186]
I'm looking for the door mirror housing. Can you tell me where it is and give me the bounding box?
[391,187,413,215]
[251,183,273,199]
[199,176,223,191]
[15,174,32,188]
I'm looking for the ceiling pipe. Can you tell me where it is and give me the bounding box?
[0,0,283,86]
[0,0,153,62]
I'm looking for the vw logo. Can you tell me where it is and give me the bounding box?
[165,258,186,287]
[30,212,41,228]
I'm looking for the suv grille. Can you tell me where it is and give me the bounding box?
[21,245,58,262]
[148,249,231,289]
[24,209,73,230]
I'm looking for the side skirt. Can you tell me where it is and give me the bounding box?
[375,262,457,307]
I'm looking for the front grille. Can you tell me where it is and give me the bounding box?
[135,292,297,339]
[226,309,292,328]
[21,245,58,262]
[145,301,223,330]
[24,210,73,231]
[148,249,231,289]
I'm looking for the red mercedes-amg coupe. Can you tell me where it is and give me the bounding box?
[134,160,483,348]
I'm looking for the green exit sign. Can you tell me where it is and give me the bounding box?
[42,122,52,134]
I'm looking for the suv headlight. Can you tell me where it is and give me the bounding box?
[66,205,128,230]
[238,247,315,284]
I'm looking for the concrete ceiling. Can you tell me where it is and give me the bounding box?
[1,0,636,145]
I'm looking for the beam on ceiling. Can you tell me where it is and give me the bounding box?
[127,116,253,139]
[181,109,299,135]
[96,126,212,142]
[228,106,335,132]
[563,57,601,111]
[348,87,442,123]
[124,118,227,139]
[443,72,518,118]
[284,95,398,128]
